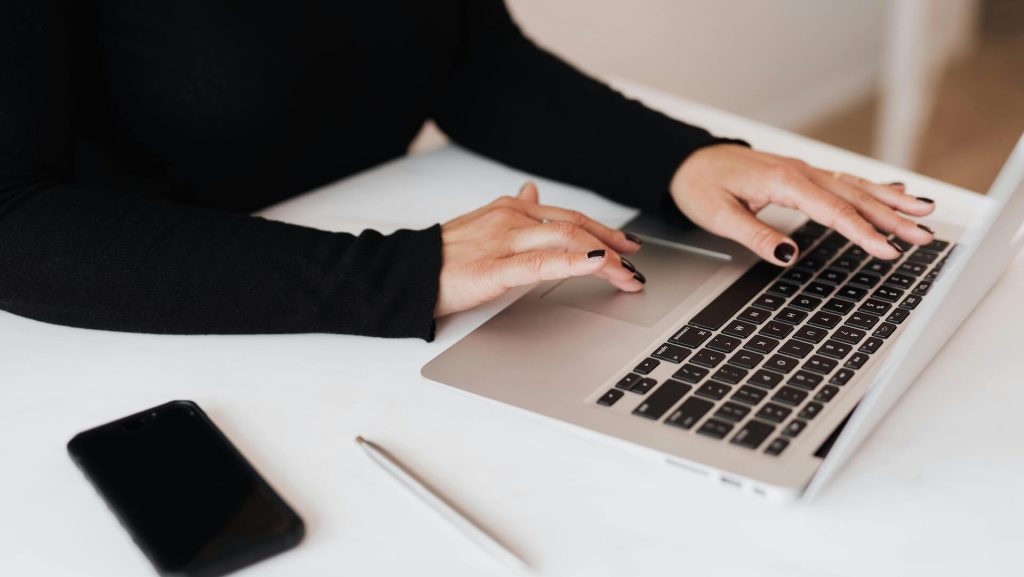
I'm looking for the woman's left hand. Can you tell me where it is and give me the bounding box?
[669,144,937,266]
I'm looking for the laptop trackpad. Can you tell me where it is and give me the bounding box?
[542,241,729,327]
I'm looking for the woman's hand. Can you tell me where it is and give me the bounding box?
[670,144,937,265]
[435,182,644,317]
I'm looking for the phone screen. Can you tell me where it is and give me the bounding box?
[68,401,303,577]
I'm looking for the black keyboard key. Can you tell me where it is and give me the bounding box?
[744,335,780,355]
[863,259,894,276]
[597,389,624,406]
[847,312,879,330]
[921,238,950,252]
[790,294,823,311]
[817,269,848,285]
[767,281,800,297]
[859,298,892,316]
[669,325,713,348]
[818,339,852,359]
[714,401,752,422]
[652,343,691,364]
[814,385,840,402]
[752,293,786,311]
[732,385,768,405]
[793,325,828,344]
[792,233,818,251]
[722,320,758,338]
[759,320,794,339]
[794,220,828,237]
[803,355,837,374]
[712,365,748,385]
[696,381,732,400]
[886,308,910,324]
[782,419,807,438]
[781,268,814,284]
[672,364,709,383]
[830,368,855,386]
[633,358,660,375]
[764,354,799,374]
[901,294,923,309]
[807,312,841,329]
[873,322,898,339]
[774,307,808,325]
[898,261,928,277]
[707,334,742,353]
[842,245,868,261]
[820,231,848,249]
[844,352,869,370]
[689,262,782,330]
[822,298,856,315]
[835,285,868,301]
[772,386,808,406]
[615,373,641,391]
[778,339,814,359]
[798,401,824,419]
[665,397,714,430]
[886,273,915,289]
[873,286,904,302]
[749,369,784,389]
[765,437,790,455]
[728,350,764,369]
[859,337,884,354]
[691,348,726,368]
[632,380,692,419]
[738,306,771,325]
[697,418,734,439]
[889,236,913,252]
[787,370,823,390]
[908,249,939,264]
[849,272,881,288]
[797,255,827,271]
[912,281,932,296]
[804,281,834,298]
[756,402,793,423]
[832,326,866,345]
[632,378,657,394]
[731,420,775,450]
[831,256,859,273]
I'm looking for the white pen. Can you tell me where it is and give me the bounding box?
[355,436,531,574]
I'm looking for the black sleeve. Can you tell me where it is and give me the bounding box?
[0,1,440,339]
[433,0,746,217]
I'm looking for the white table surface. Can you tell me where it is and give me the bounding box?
[3,81,1022,577]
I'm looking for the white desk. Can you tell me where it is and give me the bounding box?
[3,82,1022,577]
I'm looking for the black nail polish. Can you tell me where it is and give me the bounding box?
[917,223,934,234]
[624,232,643,246]
[915,196,935,204]
[633,271,646,284]
[887,239,905,254]
[888,181,905,188]
[773,243,796,263]
[587,249,606,260]
[620,257,636,272]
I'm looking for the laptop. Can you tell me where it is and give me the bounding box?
[423,134,1024,501]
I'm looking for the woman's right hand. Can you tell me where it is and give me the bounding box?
[434,182,644,317]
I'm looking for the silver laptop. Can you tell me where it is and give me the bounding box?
[423,135,1024,501]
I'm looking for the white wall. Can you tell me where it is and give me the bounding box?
[507,0,888,130]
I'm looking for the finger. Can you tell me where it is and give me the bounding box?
[516,181,540,204]
[767,168,900,259]
[504,221,641,287]
[830,172,935,216]
[515,202,642,254]
[707,196,799,266]
[808,170,933,246]
[491,249,643,292]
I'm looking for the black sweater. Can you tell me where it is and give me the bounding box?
[0,0,735,340]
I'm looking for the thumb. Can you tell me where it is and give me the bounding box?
[517,181,539,204]
[713,198,799,266]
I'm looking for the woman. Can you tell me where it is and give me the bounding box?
[0,0,934,340]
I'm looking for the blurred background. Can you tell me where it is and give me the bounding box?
[414,0,1024,194]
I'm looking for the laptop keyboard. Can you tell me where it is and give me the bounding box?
[595,221,954,456]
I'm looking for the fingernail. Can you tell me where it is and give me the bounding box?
[887,181,905,189]
[917,223,934,234]
[620,257,636,272]
[773,243,796,263]
[518,182,529,195]
[887,239,905,254]
[624,232,643,246]
[633,271,646,284]
[915,196,935,204]
[587,249,606,260]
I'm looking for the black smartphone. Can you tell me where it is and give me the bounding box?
[67,400,304,577]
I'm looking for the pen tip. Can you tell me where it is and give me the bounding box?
[355,435,365,445]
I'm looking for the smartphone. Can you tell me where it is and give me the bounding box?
[67,400,304,577]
